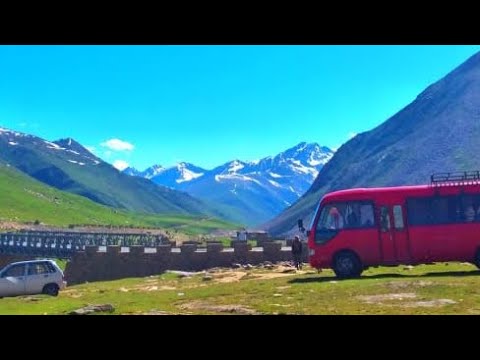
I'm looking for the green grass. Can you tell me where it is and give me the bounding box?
[3,262,480,314]
[0,164,238,234]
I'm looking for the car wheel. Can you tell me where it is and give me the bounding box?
[42,283,59,297]
[332,251,363,279]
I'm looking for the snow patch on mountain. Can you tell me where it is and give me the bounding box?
[176,165,204,183]
[268,179,281,188]
[142,164,165,179]
[67,159,85,166]
[215,173,262,185]
[227,160,244,173]
[290,159,319,178]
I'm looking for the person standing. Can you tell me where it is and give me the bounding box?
[238,228,247,241]
[291,235,303,270]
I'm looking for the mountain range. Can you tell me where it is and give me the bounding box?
[265,51,480,235]
[123,143,334,225]
[0,127,224,219]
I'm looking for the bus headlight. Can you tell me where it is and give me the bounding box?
[309,249,315,256]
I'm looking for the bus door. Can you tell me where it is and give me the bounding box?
[378,204,411,264]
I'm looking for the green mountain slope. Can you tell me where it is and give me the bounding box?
[0,163,236,234]
[0,130,226,220]
[266,51,480,235]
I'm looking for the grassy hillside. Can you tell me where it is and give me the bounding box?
[0,164,237,235]
[266,51,480,235]
[1,262,479,314]
[0,133,226,219]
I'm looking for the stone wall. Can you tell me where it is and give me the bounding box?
[0,243,309,285]
[64,243,309,285]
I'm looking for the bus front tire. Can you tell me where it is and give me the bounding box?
[333,251,363,279]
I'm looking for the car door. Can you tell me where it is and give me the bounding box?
[25,262,52,295]
[0,264,27,297]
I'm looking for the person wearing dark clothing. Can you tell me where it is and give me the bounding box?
[291,235,303,270]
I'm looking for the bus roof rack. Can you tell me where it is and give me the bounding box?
[431,171,480,186]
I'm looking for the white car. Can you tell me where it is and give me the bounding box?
[0,259,67,298]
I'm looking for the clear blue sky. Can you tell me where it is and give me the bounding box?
[1,45,479,171]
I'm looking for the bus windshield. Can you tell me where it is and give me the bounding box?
[316,201,375,232]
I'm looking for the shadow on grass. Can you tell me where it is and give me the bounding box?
[288,270,480,284]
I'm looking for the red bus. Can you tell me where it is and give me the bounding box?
[307,171,480,278]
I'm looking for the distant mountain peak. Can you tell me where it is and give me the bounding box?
[176,163,204,183]
[177,162,196,169]
[53,137,94,156]
[140,164,165,179]
[226,160,245,174]
[123,166,142,177]
[0,126,32,139]
[125,141,335,225]
[294,141,308,149]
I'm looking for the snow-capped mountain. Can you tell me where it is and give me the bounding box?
[124,164,165,178]
[141,164,166,179]
[0,128,101,167]
[150,162,206,188]
[123,166,143,177]
[124,142,334,225]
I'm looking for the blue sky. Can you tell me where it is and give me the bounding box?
[1,45,479,171]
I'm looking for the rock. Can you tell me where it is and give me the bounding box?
[69,304,115,315]
[243,264,253,270]
[403,265,414,270]
[202,275,213,281]
[167,270,196,278]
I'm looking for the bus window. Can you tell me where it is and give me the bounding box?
[461,195,476,222]
[431,197,449,224]
[380,206,391,232]
[326,205,345,230]
[407,198,432,225]
[314,204,345,244]
[359,203,375,227]
[393,205,404,230]
[345,202,375,228]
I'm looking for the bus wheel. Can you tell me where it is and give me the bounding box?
[333,251,363,279]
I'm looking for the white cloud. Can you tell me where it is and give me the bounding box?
[101,138,134,152]
[113,160,129,171]
[348,132,358,139]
